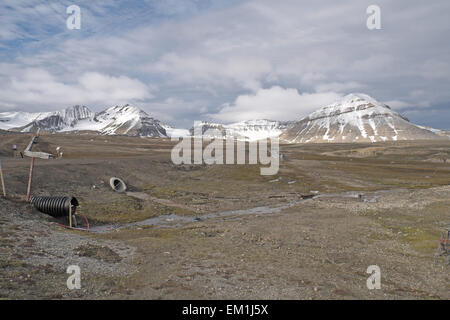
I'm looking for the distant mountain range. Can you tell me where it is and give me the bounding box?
[190,120,292,141]
[0,105,167,138]
[0,94,447,142]
[0,105,291,140]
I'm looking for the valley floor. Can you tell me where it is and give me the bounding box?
[0,133,449,299]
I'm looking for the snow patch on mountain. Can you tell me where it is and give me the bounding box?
[281,93,442,143]
[0,111,54,130]
[162,125,191,138]
[0,105,167,137]
[190,119,291,141]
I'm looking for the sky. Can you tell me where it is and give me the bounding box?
[0,0,449,129]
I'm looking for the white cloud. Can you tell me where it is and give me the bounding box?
[139,97,209,128]
[315,81,363,93]
[1,0,450,128]
[420,60,450,80]
[210,86,341,123]
[383,100,412,109]
[0,68,153,111]
[149,53,271,91]
[78,72,153,102]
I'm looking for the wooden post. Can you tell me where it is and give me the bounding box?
[26,157,35,202]
[69,204,72,228]
[0,160,6,197]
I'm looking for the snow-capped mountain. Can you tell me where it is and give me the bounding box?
[1,95,445,142]
[417,125,450,138]
[89,105,167,137]
[162,125,190,138]
[435,130,450,138]
[21,105,93,132]
[0,111,55,131]
[190,120,291,141]
[0,105,167,137]
[0,105,92,132]
[281,93,442,143]
[227,120,292,141]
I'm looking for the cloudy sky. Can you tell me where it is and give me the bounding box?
[1,0,449,129]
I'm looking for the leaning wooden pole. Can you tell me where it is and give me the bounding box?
[69,203,72,228]
[26,157,35,202]
[0,160,6,197]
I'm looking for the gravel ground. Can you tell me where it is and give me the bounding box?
[0,135,448,299]
[0,197,137,299]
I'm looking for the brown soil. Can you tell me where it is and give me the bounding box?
[0,132,448,299]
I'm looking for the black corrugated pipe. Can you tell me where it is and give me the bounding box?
[30,196,79,217]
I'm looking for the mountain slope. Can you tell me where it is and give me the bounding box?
[89,105,167,137]
[190,120,291,141]
[0,105,168,137]
[162,125,191,138]
[0,111,54,131]
[417,125,450,138]
[20,105,93,132]
[281,93,441,143]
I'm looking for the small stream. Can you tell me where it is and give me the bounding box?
[89,189,398,233]
[90,195,315,233]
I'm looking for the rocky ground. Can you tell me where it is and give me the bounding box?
[0,197,137,299]
[0,132,448,299]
